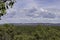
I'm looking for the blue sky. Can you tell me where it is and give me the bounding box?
[0,0,60,24]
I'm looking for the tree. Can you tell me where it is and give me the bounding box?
[0,0,15,20]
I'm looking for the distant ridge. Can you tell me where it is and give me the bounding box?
[7,23,60,26]
[0,23,60,26]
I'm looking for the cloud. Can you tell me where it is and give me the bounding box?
[39,11,56,18]
[35,0,60,9]
[0,0,60,23]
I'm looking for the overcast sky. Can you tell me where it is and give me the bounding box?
[0,0,60,24]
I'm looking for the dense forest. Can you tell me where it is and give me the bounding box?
[0,24,60,40]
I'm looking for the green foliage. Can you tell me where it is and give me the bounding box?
[0,24,60,40]
[0,0,15,20]
[0,1,6,17]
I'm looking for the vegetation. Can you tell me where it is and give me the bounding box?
[0,0,15,20]
[0,24,60,40]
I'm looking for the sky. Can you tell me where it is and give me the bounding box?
[0,0,60,24]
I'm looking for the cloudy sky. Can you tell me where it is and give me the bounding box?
[0,0,60,24]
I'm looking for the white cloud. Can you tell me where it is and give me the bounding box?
[0,0,60,24]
